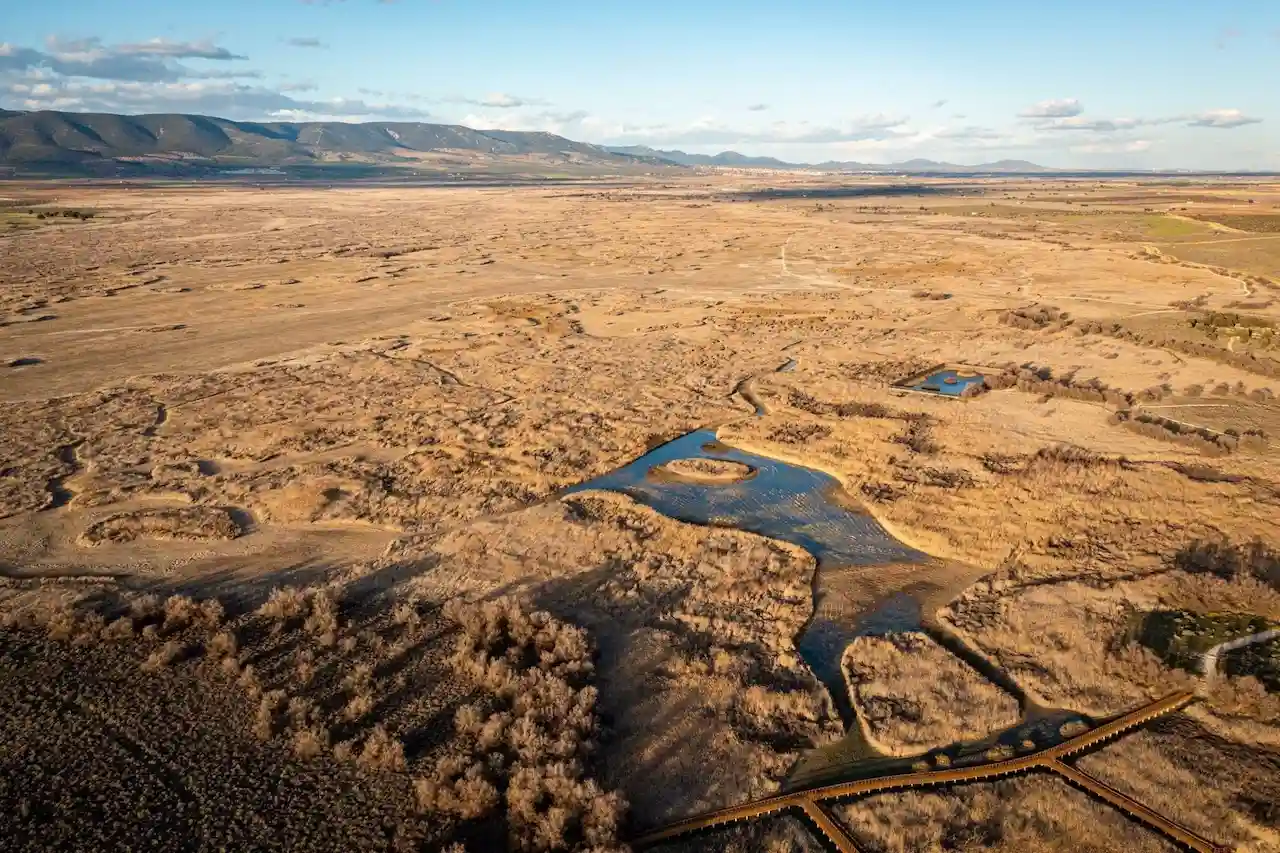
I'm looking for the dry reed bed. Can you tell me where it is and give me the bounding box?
[414,491,844,825]
[835,775,1178,853]
[0,583,629,852]
[841,632,1020,756]
[1076,724,1280,852]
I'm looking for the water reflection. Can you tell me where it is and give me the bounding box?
[906,368,986,397]
[564,428,928,721]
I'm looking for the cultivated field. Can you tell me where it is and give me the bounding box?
[2,173,1279,851]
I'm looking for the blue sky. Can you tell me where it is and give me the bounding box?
[2,0,1277,168]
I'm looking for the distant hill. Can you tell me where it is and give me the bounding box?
[0,108,1061,176]
[609,146,1055,174]
[0,109,672,174]
[609,146,798,169]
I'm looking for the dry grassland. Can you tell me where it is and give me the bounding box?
[842,632,1021,755]
[835,775,1179,853]
[2,174,1280,851]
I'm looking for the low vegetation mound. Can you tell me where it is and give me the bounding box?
[1110,410,1267,456]
[842,632,1020,755]
[837,775,1179,853]
[653,457,755,484]
[1000,304,1073,332]
[1001,304,1280,378]
[78,507,243,545]
[1175,537,1280,594]
[1076,726,1280,852]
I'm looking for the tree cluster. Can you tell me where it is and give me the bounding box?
[417,598,628,853]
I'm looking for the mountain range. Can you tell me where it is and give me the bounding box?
[0,109,668,175]
[605,145,1052,173]
[0,107,1054,176]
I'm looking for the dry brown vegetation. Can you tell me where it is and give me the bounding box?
[416,598,626,852]
[655,457,755,483]
[1111,409,1269,455]
[1076,716,1280,852]
[836,775,1178,853]
[3,174,1280,850]
[78,506,243,545]
[841,632,1020,755]
[418,491,842,824]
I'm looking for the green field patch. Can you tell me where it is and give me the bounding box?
[1133,609,1274,672]
[1225,636,1280,690]
[1142,215,1211,240]
[1190,214,1280,234]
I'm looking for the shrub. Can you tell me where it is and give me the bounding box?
[163,595,201,631]
[1175,538,1280,591]
[420,598,627,852]
[259,586,309,621]
[893,419,939,455]
[142,641,186,672]
[292,725,330,760]
[1000,304,1072,331]
[304,588,340,636]
[207,630,238,659]
[103,616,135,639]
[355,724,407,772]
[130,593,162,619]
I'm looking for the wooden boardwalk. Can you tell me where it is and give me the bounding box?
[633,691,1230,853]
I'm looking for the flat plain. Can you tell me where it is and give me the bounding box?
[2,173,1279,852]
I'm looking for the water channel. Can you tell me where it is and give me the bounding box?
[564,426,928,723]
[565,368,1088,787]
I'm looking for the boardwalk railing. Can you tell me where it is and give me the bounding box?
[633,691,1229,853]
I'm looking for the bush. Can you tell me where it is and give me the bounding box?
[1175,538,1280,592]
[420,598,627,852]
[787,390,897,419]
[1111,410,1266,456]
[355,724,407,772]
[1000,304,1072,331]
[142,641,186,672]
[292,725,331,760]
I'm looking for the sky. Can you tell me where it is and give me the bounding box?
[1,0,1277,169]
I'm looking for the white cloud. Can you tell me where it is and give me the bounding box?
[935,125,1004,140]
[610,114,912,146]
[1071,139,1154,154]
[1,76,432,121]
[1033,109,1262,132]
[286,37,329,49]
[1186,108,1262,128]
[110,38,248,60]
[1036,116,1158,132]
[747,103,769,111]
[1,36,251,82]
[478,93,531,108]
[1018,98,1083,118]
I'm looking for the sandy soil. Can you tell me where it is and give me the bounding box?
[2,174,1280,850]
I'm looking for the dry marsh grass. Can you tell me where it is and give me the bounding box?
[1076,720,1280,852]
[4,176,1280,850]
[842,632,1020,755]
[415,598,626,852]
[836,775,1178,853]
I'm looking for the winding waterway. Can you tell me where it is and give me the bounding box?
[565,422,935,725]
